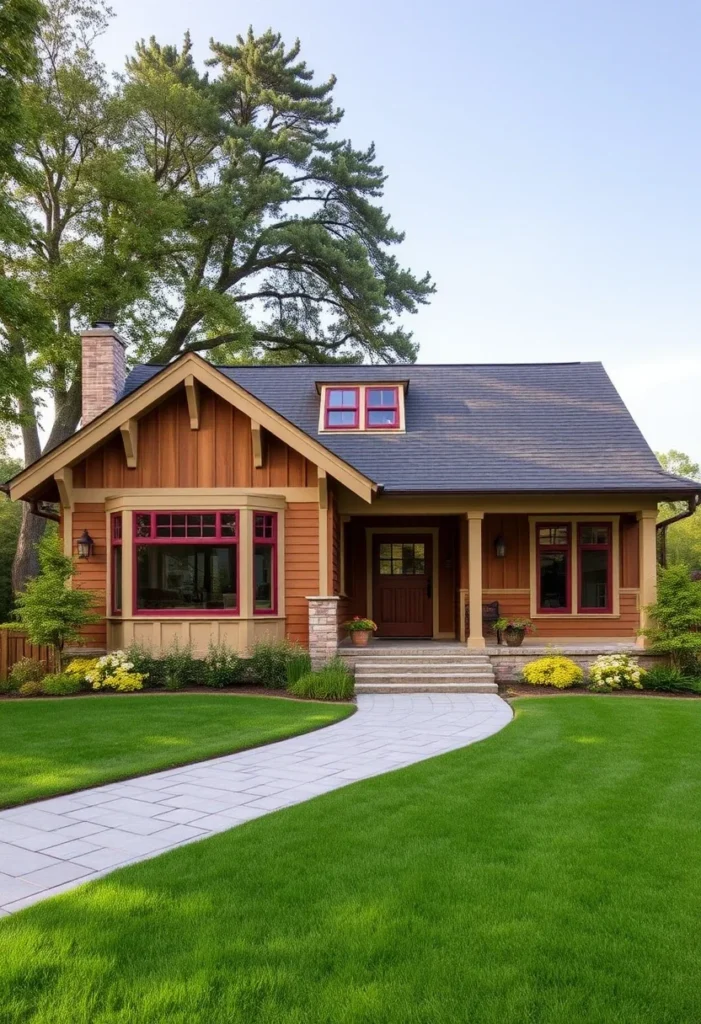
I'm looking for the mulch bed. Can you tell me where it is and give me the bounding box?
[0,687,354,704]
[502,683,701,700]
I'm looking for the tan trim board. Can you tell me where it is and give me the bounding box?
[250,421,263,469]
[339,493,660,516]
[54,468,73,510]
[120,419,138,469]
[184,375,199,430]
[102,492,288,513]
[365,526,441,638]
[10,353,378,504]
[74,487,316,505]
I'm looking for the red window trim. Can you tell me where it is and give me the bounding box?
[253,511,278,615]
[133,510,240,616]
[577,522,612,614]
[324,387,360,429]
[365,386,400,430]
[110,513,122,615]
[536,522,571,614]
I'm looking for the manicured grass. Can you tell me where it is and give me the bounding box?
[0,694,353,808]
[2,697,701,1023]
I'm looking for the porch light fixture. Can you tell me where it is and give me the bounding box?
[77,529,95,559]
[494,535,506,559]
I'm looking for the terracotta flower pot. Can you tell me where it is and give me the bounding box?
[503,627,525,648]
[350,630,372,647]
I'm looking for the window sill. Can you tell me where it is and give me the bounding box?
[533,612,620,619]
[108,614,285,622]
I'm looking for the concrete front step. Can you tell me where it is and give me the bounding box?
[355,682,499,693]
[357,661,490,671]
[355,672,496,685]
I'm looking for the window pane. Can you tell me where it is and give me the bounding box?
[580,550,609,609]
[379,543,391,559]
[367,389,396,407]
[136,514,151,538]
[538,526,568,546]
[156,514,171,537]
[379,559,392,575]
[220,514,236,537]
[113,546,122,613]
[368,409,398,427]
[112,515,122,541]
[327,389,356,408]
[580,525,609,546]
[136,545,237,610]
[327,410,356,426]
[391,544,403,560]
[539,552,568,609]
[254,544,273,610]
[255,514,274,539]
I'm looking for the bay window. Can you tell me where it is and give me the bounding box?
[134,512,239,614]
[254,512,277,613]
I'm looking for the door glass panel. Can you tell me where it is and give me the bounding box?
[539,552,568,609]
[379,543,391,559]
[379,560,392,575]
[580,550,609,609]
[379,542,428,576]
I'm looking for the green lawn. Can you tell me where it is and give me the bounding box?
[0,694,353,808]
[2,697,701,1024]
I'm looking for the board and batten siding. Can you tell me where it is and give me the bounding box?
[284,503,319,645]
[71,389,318,490]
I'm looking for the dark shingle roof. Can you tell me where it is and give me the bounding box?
[121,361,698,494]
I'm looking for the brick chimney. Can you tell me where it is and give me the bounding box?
[81,321,127,426]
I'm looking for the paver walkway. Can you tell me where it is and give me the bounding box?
[0,693,511,915]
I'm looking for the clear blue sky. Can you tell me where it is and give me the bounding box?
[96,0,701,465]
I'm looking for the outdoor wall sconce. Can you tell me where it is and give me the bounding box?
[77,529,95,559]
[494,535,506,559]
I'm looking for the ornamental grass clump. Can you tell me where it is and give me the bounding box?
[288,657,355,701]
[86,651,147,693]
[521,656,583,689]
[589,653,645,692]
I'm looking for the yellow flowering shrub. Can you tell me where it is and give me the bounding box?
[65,658,100,681]
[521,656,584,689]
[92,666,146,692]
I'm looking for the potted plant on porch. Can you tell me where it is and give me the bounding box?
[494,616,536,648]
[343,616,378,647]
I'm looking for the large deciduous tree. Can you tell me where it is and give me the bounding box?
[1,7,433,591]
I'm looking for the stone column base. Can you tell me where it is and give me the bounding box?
[306,596,340,669]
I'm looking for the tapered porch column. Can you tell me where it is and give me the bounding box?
[467,511,485,649]
[636,509,658,649]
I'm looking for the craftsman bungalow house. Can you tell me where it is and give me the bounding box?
[7,324,699,670]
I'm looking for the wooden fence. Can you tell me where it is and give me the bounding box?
[0,631,55,681]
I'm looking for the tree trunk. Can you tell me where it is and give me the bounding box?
[12,503,45,592]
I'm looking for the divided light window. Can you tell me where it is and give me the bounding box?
[253,512,277,614]
[366,387,399,428]
[324,388,359,429]
[134,511,239,614]
[110,513,122,615]
[578,524,612,613]
[537,523,571,613]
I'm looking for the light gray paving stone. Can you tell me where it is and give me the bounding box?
[0,694,511,913]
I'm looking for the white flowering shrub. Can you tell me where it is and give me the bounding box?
[86,651,147,692]
[588,653,645,692]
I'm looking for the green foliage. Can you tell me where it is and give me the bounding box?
[656,450,701,519]
[343,617,377,633]
[8,655,46,688]
[0,487,22,626]
[495,617,536,633]
[288,657,354,701]
[249,638,301,689]
[286,649,312,687]
[2,533,99,661]
[588,653,645,692]
[64,657,100,680]
[521,656,583,689]
[125,644,166,689]
[18,679,43,697]
[202,641,244,688]
[160,642,199,691]
[642,666,701,694]
[640,563,701,671]
[40,672,82,695]
[84,651,147,692]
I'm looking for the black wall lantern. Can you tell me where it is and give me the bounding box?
[494,534,506,559]
[77,529,95,559]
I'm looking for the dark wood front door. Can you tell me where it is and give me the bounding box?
[372,535,433,637]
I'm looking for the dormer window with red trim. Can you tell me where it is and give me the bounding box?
[366,387,399,429]
[324,388,359,429]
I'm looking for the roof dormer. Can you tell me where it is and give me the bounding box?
[317,381,408,434]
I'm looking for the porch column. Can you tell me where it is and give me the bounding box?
[467,511,485,649]
[307,595,340,669]
[636,509,657,649]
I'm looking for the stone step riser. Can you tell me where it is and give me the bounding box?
[356,683,498,693]
[356,662,490,670]
[355,674,496,684]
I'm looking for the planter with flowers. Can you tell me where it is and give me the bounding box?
[343,617,378,647]
[494,616,536,648]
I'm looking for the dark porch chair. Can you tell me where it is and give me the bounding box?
[482,600,501,644]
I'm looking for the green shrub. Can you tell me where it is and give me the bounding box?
[161,641,200,690]
[286,649,312,688]
[9,657,46,689]
[202,641,244,688]
[249,638,298,689]
[41,673,83,696]
[64,658,100,685]
[18,680,44,697]
[288,657,354,701]
[640,564,701,672]
[641,666,701,694]
[126,645,166,688]
[85,652,148,693]
[521,656,583,689]
[588,653,645,692]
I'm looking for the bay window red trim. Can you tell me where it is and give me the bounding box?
[324,387,360,429]
[577,522,613,614]
[253,511,278,615]
[365,386,400,429]
[110,513,122,615]
[536,522,571,614]
[132,510,240,616]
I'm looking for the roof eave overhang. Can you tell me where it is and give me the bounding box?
[9,353,379,505]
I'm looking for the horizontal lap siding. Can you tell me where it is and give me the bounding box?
[71,388,318,489]
[285,503,319,646]
[72,503,107,646]
[485,590,639,638]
